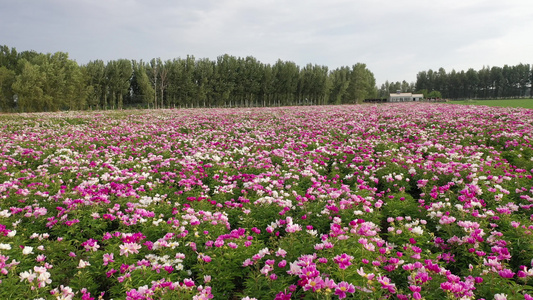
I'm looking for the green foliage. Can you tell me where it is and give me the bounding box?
[329,64,377,104]
[105,59,132,109]
[0,66,16,111]
[10,52,87,112]
[131,60,155,106]
[0,44,385,112]
[347,63,377,103]
[427,90,442,98]
[416,63,532,99]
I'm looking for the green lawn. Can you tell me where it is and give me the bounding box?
[449,98,533,109]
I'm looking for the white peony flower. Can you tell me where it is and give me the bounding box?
[22,246,34,255]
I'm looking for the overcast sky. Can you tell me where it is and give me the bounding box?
[1,0,532,85]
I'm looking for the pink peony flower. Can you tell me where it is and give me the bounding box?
[335,281,355,299]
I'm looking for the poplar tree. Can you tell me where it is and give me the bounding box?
[131,60,154,107]
[0,66,16,111]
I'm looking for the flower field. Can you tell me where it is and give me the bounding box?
[1,103,533,300]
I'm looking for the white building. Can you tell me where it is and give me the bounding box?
[389,92,424,102]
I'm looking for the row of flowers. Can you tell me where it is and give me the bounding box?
[1,103,533,299]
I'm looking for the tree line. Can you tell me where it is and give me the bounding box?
[0,45,377,112]
[414,64,532,100]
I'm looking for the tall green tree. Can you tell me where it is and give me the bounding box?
[478,66,492,99]
[166,58,185,107]
[273,60,299,105]
[447,69,461,99]
[389,81,401,94]
[299,64,330,105]
[158,59,170,108]
[214,54,237,107]
[105,59,132,109]
[346,63,376,103]
[260,63,275,106]
[0,45,18,70]
[491,66,504,98]
[194,58,215,107]
[12,59,45,112]
[415,71,428,92]
[514,63,530,97]
[11,52,86,111]
[465,68,479,99]
[0,66,16,111]
[241,56,263,106]
[84,60,106,108]
[378,81,389,98]
[434,68,448,96]
[131,60,155,107]
[329,66,350,104]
